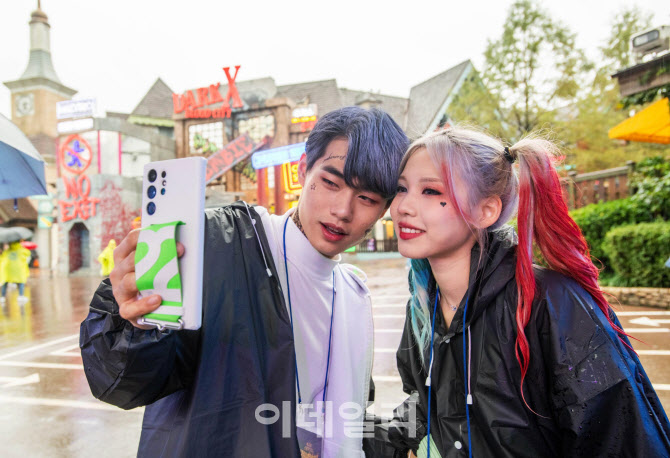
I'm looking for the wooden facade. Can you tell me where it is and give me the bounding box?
[561,162,635,210]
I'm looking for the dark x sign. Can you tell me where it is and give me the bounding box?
[172,66,244,117]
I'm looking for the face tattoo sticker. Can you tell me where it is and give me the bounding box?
[310,183,316,190]
[440,202,447,207]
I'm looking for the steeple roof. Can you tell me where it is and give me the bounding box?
[3,4,76,97]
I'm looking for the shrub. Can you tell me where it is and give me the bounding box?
[569,198,657,271]
[602,222,670,288]
[631,156,670,181]
[630,156,670,220]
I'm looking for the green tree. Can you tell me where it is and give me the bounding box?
[446,69,509,139]
[553,7,663,173]
[600,7,653,74]
[483,0,592,139]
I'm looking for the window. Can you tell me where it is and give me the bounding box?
[237,115,275,143]
[188,122,224,155]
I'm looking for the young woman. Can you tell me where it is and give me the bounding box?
[386,127,670,457]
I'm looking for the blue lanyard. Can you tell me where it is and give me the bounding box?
[426,287,472,458]
[426,288,439,458]
[283,217,335,410]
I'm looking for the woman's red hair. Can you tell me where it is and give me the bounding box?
[514,139,628,412]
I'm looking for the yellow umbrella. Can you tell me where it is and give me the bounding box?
[609,97,670,144]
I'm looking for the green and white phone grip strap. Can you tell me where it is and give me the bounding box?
[135,221,185,330]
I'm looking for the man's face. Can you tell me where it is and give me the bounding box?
[297,137,387,258]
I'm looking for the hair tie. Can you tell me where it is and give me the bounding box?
[504,146,517,164]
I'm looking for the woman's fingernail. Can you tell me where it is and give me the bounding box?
[148,296,161,305]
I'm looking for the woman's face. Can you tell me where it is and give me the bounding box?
[390,147,476,261]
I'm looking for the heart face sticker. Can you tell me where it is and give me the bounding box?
[440,202,447,207]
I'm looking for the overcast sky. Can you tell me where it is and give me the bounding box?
[1,0,668,119]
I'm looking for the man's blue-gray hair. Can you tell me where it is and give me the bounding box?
[305,106,409,201]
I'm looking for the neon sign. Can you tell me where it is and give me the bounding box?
[282,161,302,192]
[291,104,317,132]
[172,66,243,119]
[251,142,305,170]
[291,115,317,124]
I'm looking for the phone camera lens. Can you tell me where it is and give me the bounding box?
[147,202,156,215]
[161,188,166,195]
[161,171,167,178]
[148,169,157,182]
[147,186,156,198]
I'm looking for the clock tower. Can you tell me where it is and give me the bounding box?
[4,2,76,138]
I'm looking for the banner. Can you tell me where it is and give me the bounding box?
[205,134,256,184]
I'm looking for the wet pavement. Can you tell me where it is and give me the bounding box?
[1,258,669,456]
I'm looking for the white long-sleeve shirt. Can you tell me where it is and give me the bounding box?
[257,207,373,458]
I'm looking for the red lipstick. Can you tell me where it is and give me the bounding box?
[397,222,426,241]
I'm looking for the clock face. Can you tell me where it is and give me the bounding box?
[15,93,35,117]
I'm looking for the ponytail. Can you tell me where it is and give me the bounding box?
[512,138,627,412]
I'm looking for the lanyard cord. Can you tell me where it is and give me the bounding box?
[322,271,335,412]
[426,287,439,458]
[426,288,472,458]
[463,297,472,458]
[283,217,335,409]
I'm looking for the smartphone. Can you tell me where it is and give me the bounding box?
[136,157,206,330]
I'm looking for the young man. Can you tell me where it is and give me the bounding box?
[80,106,408,457]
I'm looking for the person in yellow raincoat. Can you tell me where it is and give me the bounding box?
[98,239,116,277]
[0,241,31,305]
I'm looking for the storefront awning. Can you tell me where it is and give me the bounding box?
[608,97,670,144]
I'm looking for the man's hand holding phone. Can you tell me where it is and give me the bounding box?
[110,229,185,329]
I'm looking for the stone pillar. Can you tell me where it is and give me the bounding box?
[265,97,294,215]
[174,120,185,158]
[273,165,285,215]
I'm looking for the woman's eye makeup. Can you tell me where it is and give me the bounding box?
[423,188,442,196]
[395,185,442,195]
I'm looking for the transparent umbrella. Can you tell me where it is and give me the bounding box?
[0,227,34,244]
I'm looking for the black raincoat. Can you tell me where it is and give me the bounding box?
[387,226,670,457]
[80,203,301,457]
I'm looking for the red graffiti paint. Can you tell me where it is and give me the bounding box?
[98,180,140,251]
[58,175,100,222]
